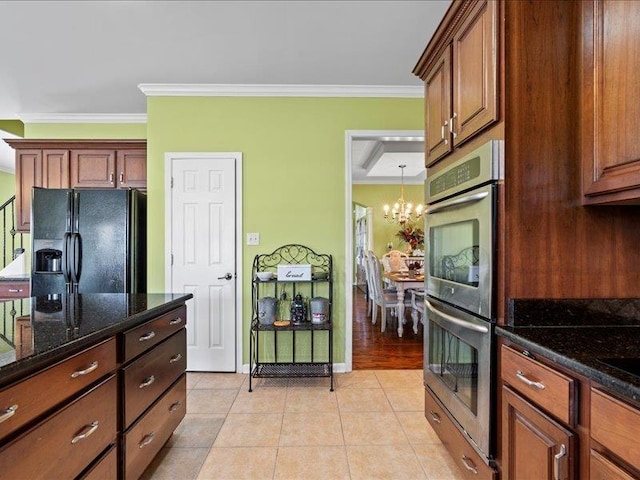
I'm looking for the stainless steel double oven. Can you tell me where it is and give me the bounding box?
[423,140,503,464]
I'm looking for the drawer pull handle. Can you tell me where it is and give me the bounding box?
[554,444,567,480]
[7,289,22,293]
[429,410,441,424]
[516,370,545,390]
[139,331,156,342]
[169,401,182,413]
[461,455,478,474]
[169,353,182,364]
[169,317,183,326]
[0,405,18,423]
[119,172,124,183]
[71,361,99,378]
[71,421,99,444]
[139,432,155,448]
[139,375,156,389]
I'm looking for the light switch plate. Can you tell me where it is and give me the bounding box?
[247,232,260,245]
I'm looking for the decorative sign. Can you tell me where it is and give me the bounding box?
[277,264,312,281]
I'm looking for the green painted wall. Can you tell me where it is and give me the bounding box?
[0,120,24,137]
[24,123,146,139]
[147,96,423,365]
[352,183,425,258]
[0,171,15,199]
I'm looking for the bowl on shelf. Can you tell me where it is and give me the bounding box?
[256,272,274,281]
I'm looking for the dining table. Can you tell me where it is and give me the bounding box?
[383,271,425,337]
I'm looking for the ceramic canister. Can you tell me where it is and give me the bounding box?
[257,297,277,324]
[310,297,329,324]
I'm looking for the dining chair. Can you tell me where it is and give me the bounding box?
[382,250,410,272]
[410,288,426,334]
[362,250,373,317]
[368,251,411,333]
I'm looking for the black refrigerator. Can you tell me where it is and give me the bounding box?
[31,188,147,296]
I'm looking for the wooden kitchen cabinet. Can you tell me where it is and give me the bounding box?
[424,387,497,480]
[590,388,640,477]
[120,307,187,479]
[71,148,147,189]
[502,385,575,480]
[14,148,71,231]
[71,149,116,188]
[0,281,29,300]
[415,0,498,166]
[581,0,640,205]
[5,139,146,232]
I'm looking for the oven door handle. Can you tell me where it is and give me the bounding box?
[425,300,489,333]
[425,191,489,214]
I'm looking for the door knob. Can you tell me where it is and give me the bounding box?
[218,273,233,280]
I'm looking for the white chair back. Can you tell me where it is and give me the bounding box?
[382,250,409,272]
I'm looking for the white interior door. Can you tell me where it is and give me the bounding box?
[166,153,241,372]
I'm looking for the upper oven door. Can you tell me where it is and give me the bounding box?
[425,183,495,319]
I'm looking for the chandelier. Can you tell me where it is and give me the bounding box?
[383,165,423,225]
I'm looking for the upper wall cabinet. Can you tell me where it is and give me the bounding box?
[414,0,499,167]
[4,139,146,232]
[581,0,640,205]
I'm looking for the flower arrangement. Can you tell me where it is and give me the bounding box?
[396,223,425,252]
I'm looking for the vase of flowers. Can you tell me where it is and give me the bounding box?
[396,223,424,254]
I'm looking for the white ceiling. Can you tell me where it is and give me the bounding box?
[0,0,451,175]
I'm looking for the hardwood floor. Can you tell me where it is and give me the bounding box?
[352,286,424,370]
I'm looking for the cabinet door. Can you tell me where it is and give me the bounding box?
[502,386,575,480]
[582,0,640,204]
[117,150,146,189]
[425,45,453,166]
[70,149,116,188]
[15,149,42,232]
[42,149,70,188]
[452,0,498,147]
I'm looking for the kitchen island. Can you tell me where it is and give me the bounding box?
[497,299,640,479]
[0,292,192,479]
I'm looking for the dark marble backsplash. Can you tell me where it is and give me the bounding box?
[508,298,640,327]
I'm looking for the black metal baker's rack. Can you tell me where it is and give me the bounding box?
[249,244,333,391]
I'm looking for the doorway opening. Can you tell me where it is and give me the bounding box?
[345,131,425,371]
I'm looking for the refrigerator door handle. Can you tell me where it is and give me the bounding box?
[73,191,80,233]
[66,191,73,233]
[71,233,82,284]
[62,232,71,285]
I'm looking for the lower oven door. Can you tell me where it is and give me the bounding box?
[423,297,494,461]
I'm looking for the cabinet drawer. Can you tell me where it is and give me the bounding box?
[424,388,496,480]
[0,282,29,298]
[123,328,186,428]
[0,375,117,480]
[590,449,637,480]
[124,374,187,480]
[591,388,640,471]
[123,306,186,362]
[0,337,116,439]
[80,444,117,480]
[500,345,575,425]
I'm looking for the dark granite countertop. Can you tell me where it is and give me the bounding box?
[0,276,29,282]
[497,299,640,405]
[0,293,192,387]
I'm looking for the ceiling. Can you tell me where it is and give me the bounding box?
[0,0,451,175]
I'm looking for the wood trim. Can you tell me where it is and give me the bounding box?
[4,139,146,150]
[413,0,484,79]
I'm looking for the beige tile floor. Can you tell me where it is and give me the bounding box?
[141,370,465,480]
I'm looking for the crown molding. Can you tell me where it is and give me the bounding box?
[18,113,147,124]
[138,83,424,98]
